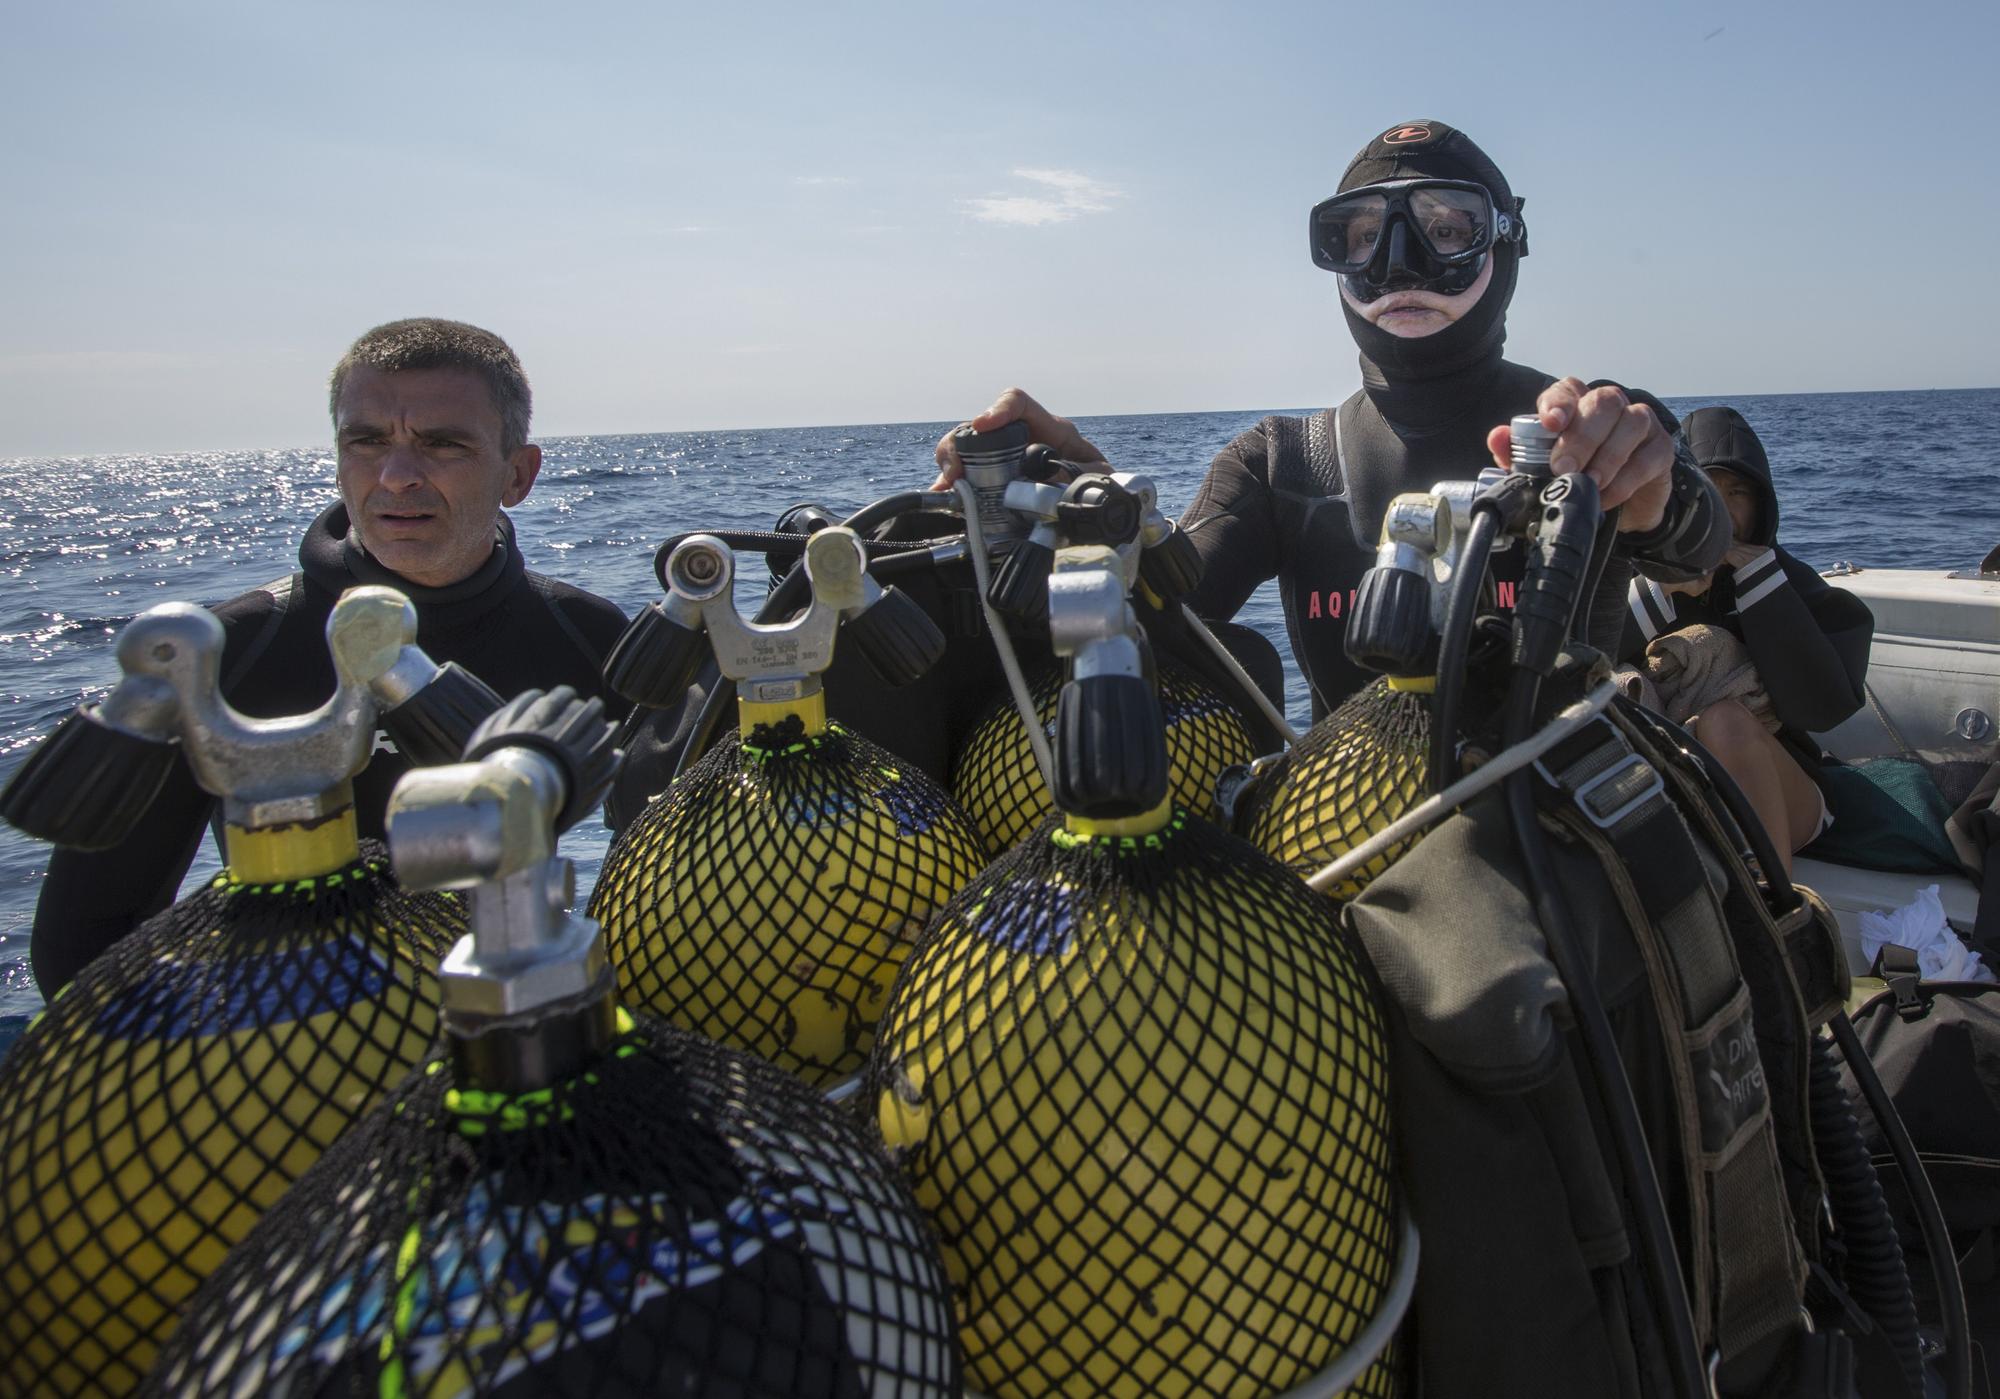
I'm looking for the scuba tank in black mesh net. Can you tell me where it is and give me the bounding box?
[866,544,1405,1398]
[1228,473,1515,901]
[950,657,1258,855]
[592,526,986,1088]
[144,1011,958,1398]
[0,844,462,1395]
[1238,677,1432,898]
[594,714,987,1088]
[0,588,492,1395]
[146,688,959,1399]
[869,816,1401,1397]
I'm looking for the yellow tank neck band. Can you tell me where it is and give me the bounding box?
[738,690,829,744]
[222,806,361,885]
[1062,796,1175,840]
[1387,675,1436,693]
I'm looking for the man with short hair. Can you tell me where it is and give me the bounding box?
[30,318,635,994]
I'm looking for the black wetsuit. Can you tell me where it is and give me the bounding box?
[29,504,637,996]
[1181,361,1729,719]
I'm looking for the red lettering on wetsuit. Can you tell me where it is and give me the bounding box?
[1302,588,1361,621]
[1496,580,1516,609]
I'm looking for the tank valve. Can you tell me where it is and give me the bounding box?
[0,587,495,855]
[1049,545,1169,821]
[389,686,622,1092]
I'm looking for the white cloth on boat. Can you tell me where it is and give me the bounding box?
[1860,883,1996,984]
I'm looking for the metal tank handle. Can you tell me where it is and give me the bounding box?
[387,686,622,1092]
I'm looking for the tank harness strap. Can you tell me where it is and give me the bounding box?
[1622,706,1852,1034]
[1532,716,1809,1373]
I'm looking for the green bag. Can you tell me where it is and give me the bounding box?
[1805,757,1965,875]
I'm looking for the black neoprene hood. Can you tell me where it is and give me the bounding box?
[1334,119,1526,383]
[1680,405,1779,544]
[1337,119,1518,211]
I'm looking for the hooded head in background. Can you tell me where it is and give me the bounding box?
[1680,405,1778,546]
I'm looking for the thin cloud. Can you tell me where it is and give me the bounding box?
[0,349,304,374]
[794,175,857,187]
[963,168,1123,227]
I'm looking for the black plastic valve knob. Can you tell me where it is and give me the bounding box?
[845,587,948,688]
[1052,673,1170,820]
[1138,523,1205,600]
[952,419,1030,459]
[987,539,1056,626]
[1054,476,1140,548]
[1344,565,1435,679]
[603,603,709,708]
[463,685,622,835]
[381,662,504,767]
[0,707,181,850]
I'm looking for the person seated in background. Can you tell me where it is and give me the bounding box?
[29,318,643,996]
[934,119,1731,721]
[1619,404,1873,875]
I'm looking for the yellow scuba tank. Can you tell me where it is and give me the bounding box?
[589,526,987,1088]
[950,451,1253,854]
[0,588,494,1397]
[868,544,1405,1398]
[951,656,1257,855]
[145,689,960,1399]
[1238,675,1432,898]
[1235,483,1501,898]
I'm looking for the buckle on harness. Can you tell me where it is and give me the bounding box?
[1535,750,1665,830]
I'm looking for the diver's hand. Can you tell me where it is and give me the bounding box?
[1663,573,1712,597]
[1485,377,1673,532]
[930,388,1108,491]
[1721,542,1763,571]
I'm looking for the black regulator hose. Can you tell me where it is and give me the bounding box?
[1807,1032,1927,1399]
[1430,502,1500,794]
[1830,1008,1972,1399]
[1495,460,1704,1397]
[1501,679,1707,1399]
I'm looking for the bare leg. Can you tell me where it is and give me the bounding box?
[1688,698,1822,878]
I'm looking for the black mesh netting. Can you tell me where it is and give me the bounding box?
[0,841,461,1397]
[865,811,1401,1398]
[1241,679,1432,900]
[144,1011,961,1398]
[589,719,988,1089]
[950,659,1257,855]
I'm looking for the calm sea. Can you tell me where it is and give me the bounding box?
[3,388,1996,1040]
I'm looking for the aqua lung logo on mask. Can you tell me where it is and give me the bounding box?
[1381,124,1433,146]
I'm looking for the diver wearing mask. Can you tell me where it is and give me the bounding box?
[935,119,1729,718]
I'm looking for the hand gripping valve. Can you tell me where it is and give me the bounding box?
[603,525,948,727]
[951,422,1205,626]
[0,587,502,867]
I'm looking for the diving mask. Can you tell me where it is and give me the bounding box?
[1309,178,1526,301]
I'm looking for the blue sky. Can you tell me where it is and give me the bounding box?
[3,0,1995,455]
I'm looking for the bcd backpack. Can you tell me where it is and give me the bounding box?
[1343,686,1928,1398]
